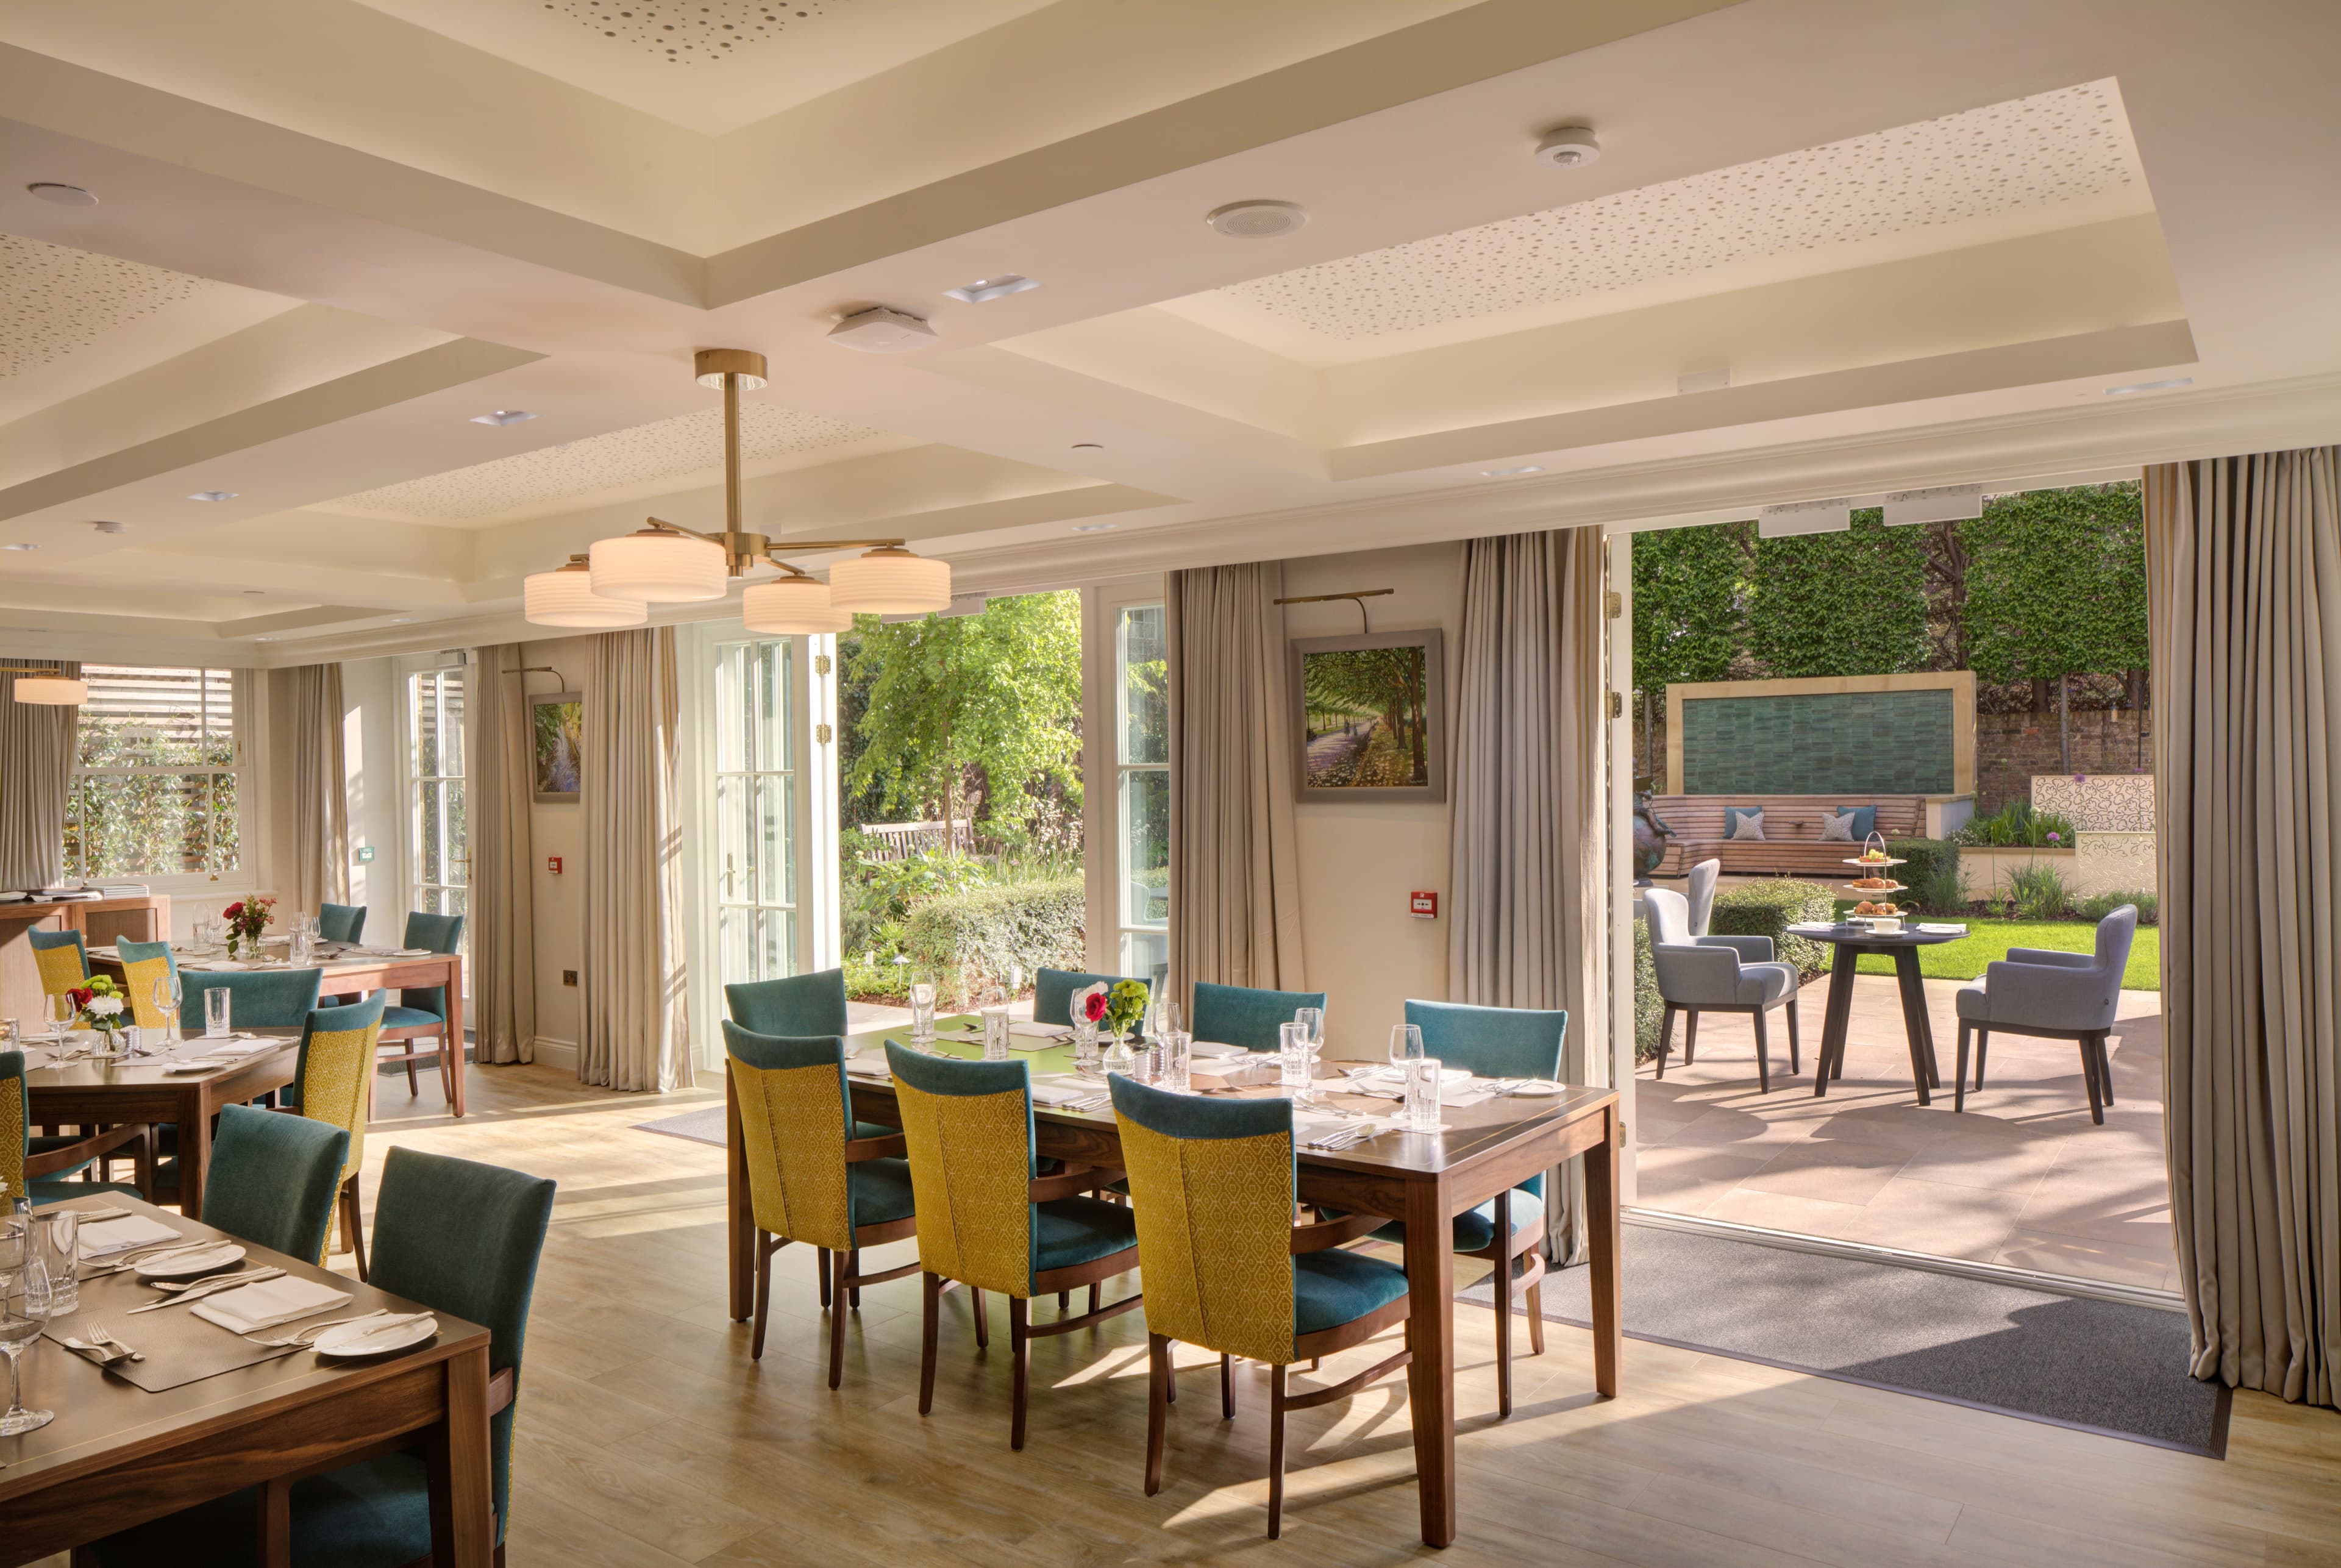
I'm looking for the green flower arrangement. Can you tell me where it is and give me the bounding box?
[1103,978,1150,1036]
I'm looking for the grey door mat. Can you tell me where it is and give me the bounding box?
[634,1105,726,1146]
[1463,1221,2227,1456]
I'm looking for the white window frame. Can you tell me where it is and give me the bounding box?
[63,663,260,902]
[1080,577,1169,981]
[391,651,472,995]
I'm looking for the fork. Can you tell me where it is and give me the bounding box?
[82,1322,144,1362]
[246,1310,402,1349]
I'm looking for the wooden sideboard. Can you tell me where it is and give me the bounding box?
[0,894,171,1026]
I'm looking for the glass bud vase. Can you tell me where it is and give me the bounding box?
[1101,1032,1136,1078]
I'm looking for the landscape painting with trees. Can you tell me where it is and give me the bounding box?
[1292,630,1445,800]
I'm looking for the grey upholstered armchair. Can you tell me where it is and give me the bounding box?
[1686,858,1720,938]
[1645,886,1801,1092]
[1954,903,2137,1124]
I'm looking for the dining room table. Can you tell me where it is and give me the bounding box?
[721,1018,1624,1550]
[1787,920,1970,1105]
[88,939,469,1116]
[0,1191,497,1567]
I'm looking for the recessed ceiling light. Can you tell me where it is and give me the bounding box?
[1534,126,1601,168]
[1071,442,1105,451]
[391,618,413,624]
[243,589,265,596]
[469,409,537,426]
[1482,465,1545,478]
[827,306,936,352]
[1206,200,1308,239]
[188,490,237,502]
[89,520,129,535]
[1,543,37,552]
[254,636,274,642]
[943,274,1039,304]
[2104,377,2193,396]
[26,182,97,207]
[1071,522,1119,533]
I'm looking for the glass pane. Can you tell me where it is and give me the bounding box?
[755,640,794,774]
[716,644,749,774]
[716,774,750,906]
[414,677,441,777]
[438,674,467,780]
[1118,605,1167,766]
[719,906,755,988]
[754,774,794,908]
[757,908,794,979]
[205,769,241,872]
[444,779,468,889]
[1119,930,1169,990]
[1119,769,1169,929]
[418,781,443,883]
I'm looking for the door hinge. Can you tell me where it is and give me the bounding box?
[1607,691,1624,719]
[813,654,832,676]
[1605,589,1623,620]
[814,722,833,744]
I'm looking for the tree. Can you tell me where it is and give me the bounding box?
[1632,522,1745,775]
[1745,509,1932,678]
[844,591,1083,849]
[1301,646,1430,784]
[1960,483,2147,692]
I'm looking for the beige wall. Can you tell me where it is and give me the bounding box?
[523,635,595,1065]
[1277,541,1464,1057]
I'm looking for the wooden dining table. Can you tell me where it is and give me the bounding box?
[721,1022,1623,1550]
[0,1192,497,1567]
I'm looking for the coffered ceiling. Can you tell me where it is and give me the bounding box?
[2,0,2338,668]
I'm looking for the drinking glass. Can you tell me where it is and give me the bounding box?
[0,1219,54,1436]
[1160,1027,1192,1091]
[1404,1055,1445,1133]
[204,986,232,1038]
[1294,1007,1324,1053]
[48,992,75,1042]
[980,1005,1011,1062]
[154,971,183,1045]
[1388,1023,1423,1072]
[32,1208,76,1316]
[908,982,936,1046]
[1278,1021,1313,1090]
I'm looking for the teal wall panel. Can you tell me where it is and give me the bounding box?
[1681,689,1955,795]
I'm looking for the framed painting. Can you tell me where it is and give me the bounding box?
[531,691,584,803]
[1289,629,1445,802]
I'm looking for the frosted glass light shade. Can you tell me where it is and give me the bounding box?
[526,566,647,627]
[827,547,951,615]
[589,529,726,603]
[743,575,850,635]
[12,674,87,705]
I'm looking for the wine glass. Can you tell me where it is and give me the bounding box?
[152,971,183,1051]
[0,1220,55,1436]
[46,992,74,1044]
[1389,1023,1423,1077]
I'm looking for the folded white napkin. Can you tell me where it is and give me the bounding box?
[1187,1040,1249,1059]
[1029,1081,1096,1107]
[1350,1064,1473,1086]
[845,1052,895,1078]
[1007,1021,1066,1039]
[1188,1056,1278,1086]
[80,1214,182,1258]
[191,1275,354,1333]
[191,1036,276,1059]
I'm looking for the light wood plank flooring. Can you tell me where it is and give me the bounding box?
[65,1061,2341,1566]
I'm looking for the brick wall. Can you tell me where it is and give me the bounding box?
[1975,709,2150,814]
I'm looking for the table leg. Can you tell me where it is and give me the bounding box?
[1812,946,1859,1097]
[1402,1173,1456,1548]
[1584,1103,1622,1399]
[727,1067,754,1321]
[1892,948,1935,1105]
[426,1340,496,1567]
[445,955,468,1117]
[180,1085,212,1217]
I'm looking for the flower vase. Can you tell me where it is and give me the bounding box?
[1101,1032,1136,1078]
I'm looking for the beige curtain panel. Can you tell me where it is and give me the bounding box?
[2148,446,2340,1409]
[580,626,689,1092]
[1166,561,1309,1013]
[285,665,350,912]
[0,658,80,890]
[470,644,538,1066]
[1449,527,1611,1264]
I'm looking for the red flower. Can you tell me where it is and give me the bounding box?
[224,901,244,917]
[68,986,93,1008]
[1083,992,1108,1022]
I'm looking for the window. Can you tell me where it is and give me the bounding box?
[1114,605,1169,980]
[405,668,468,956]
[63,665,244,880]
[714,638,799,986]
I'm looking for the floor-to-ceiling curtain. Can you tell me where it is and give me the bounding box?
[1167,562,1308,1011]
[1448,527,1611,1264]
[471,644,537,1066]
[580,627,688,1091]
[285,665,350,913]
[2149,446,2340,1409]
[0,659,80,889]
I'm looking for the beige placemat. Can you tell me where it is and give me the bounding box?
[43,1266,324,1393]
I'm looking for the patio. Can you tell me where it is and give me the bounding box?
[1633,974,2174,1292]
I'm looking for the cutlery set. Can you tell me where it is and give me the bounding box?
[1304,1125,1379,1152]
[126,1266,287,1313]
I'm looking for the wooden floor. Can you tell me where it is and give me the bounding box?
[85,1061,2341,1567]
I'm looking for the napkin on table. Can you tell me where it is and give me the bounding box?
[1029,1080,1097,1107]
[1007,1021,1067,1039]
[191,1275,354,1333]
[79,1214,182,1258]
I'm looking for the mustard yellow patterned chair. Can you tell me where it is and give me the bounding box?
[1110,1074,1411,1538]
[885,1044,1142,1450]
[115,938,181,1032]
[277,995,384,1277]
[726,1022,924,1386]
[3,1050,152,1206]
[26,927,89,1002]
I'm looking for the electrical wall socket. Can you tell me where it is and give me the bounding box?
[562,969,578,987]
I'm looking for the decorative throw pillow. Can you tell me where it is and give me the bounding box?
[1833,804,1878,841]
[1726,806,1765,841]
[1819,808,1858,842]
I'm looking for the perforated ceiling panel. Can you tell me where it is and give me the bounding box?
[1216,82,2144,344]
[0,235,219,379]
[548,0,838,62]
[333,401,894,521]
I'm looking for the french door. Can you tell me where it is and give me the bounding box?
[713,638,801,986]
[403,664,469,980]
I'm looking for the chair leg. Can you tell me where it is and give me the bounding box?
[752,1236,773,1362]
[341,1177,368,1281]
[2095,1033,2115,1107]
[1526,1275,1545,1356]
[1058,1290,1069,1313]
[1010,1297,1031,1450]
[828,1251,850,1389]
[1783,994,1801,1075]
[1089,1281,1102,1316]
[847,1246,861,1311]
[918,1271,939,1414]
[1145,1333,1170,1496]
[1682,1008,1699,1066]
[1975,1028,1989,1089]
[972,1287,988,1349]
[2079,1036,2105,1125]
[1955,1023,1971,1113]
[1221,1352,1235,1418]
[817,1245,832,1310]
[1751,1008,1771,1096]
[1655,1005,1676,1078]
[1491,1191,1514,1418]
[404,1055,418,1096]
[1267,1363,1288,1539]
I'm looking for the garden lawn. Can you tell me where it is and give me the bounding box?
[1853,917,2159,991]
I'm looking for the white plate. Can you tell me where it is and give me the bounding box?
[1509,1080,1567,1096]
[314,1316,440,1358]
[136,1241,244,1279]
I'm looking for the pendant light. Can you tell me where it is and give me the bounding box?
[4,667,88,705]
[828,545,953,615]
[524,558,647,627]
[588,526,727,603]
[743,569,851,635]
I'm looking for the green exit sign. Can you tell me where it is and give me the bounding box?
[355,845,376,863]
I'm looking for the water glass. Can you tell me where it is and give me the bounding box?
[31,1208,76,1315]
[1389,1023,1424,1072]
[1278,1021,1313,1089]
[48,993,75,1041]
[908,982,936,1045]
[980,1005,1011,1062]
[1404,1055,1445,1133]
[1072,1017,1101,1075]
[1160,1028,1192,1091]
[204,986,232,1038]
[0,1220,54,1436]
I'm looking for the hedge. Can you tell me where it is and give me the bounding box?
[903,875,1086,1009]
[1887,838,1965,913]
[1633,918,1662,1062]
[1709,879,1837,980]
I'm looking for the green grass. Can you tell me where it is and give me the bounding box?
[1852,917,2159,991]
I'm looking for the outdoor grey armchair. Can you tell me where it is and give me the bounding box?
[1953,903,2137,1124]
[1686,858,1720,938]
[1645,886,1802,1093]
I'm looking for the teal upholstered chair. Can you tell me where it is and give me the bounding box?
[26,927,88,1000]
[1110,1075,1409,1538]
[377,910,465,1108]
[886,1044,1141,1450]
[1032,968,1150,1027]
[176,966,325,1032]
[1189,981,1327,1050]
[3,1050,152,1206]
[318,902,368,943]
[725,967,849,1038]
[199,1102,348,1263]
[90,1146,556,1568]
[1367,998,1568,1417]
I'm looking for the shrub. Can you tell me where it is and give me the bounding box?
[903,875,1086,1009]
[841,844,991,961]
[1633,917,1662,1062]
[2075,889,2158,926]
[1889,838,1968,914]
[1709,879,1836,980]
[2008,861,2073,921]
[1956,800,2078,849]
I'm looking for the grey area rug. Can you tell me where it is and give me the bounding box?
[635,1105,726,1146]
[1463,1221,2226,1455]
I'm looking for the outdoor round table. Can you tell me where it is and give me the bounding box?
[1790,922,1968,1105]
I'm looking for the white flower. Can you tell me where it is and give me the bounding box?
[85,996,124,1017]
